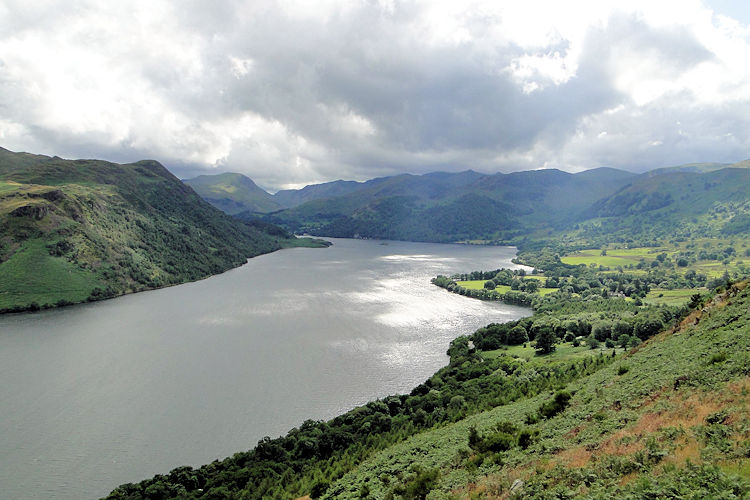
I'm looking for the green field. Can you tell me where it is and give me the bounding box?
[644,288,701,306]
[560,247,669,267]
[456,280,557,295]
[482,342,616,362]
[561,241,748,280]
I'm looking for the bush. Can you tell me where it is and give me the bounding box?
[483,432,515,453]
[518,429,534,449]
[587,336,600,350]
[709,352,727,364]
[539,391,572,419]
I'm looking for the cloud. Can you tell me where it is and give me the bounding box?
[0,1,749,189]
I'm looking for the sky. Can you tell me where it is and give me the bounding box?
[0,1,749,191]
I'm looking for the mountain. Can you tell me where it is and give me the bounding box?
[186,161,750,245]
[590,169,750,218]
[573,167,750,245]
[183,172,281,214]
[263,168,636,242]
[273,179,364,208]
[0,148,325,313]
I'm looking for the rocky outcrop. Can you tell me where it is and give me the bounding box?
[10,203,50,220]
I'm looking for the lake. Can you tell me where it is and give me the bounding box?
[0,238,529,499]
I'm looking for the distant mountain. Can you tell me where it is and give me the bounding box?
[570,167,750,244]
[263,168,636,242]
[274,179,364,208]
[0,148,324,312]
[183,172,281,214]
[591,168,749,217]
[187,160,750,244]
[644,158,750,177]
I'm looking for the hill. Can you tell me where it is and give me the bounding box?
[0,148,326,313]
[183,172,281,214]
[106,269,749,498]
[185,161,750,245]
[571,167,750,247]
[273,179,365,209]
[326,283,749,498]
[263,168,636,242]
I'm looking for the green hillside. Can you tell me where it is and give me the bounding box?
[273,179,366,208]
[263,168,636,242]
[0,148,325,312]
[184,161,750,245]
[106,247,749,499]
[572,168,750,247]
[183,172,281,214]
[326,283,749,499]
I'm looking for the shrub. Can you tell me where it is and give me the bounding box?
[483,432,515,453]
[587,336,600,350]
[539,391,572,419]
[709,352,727,364]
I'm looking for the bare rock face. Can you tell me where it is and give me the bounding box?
[29,189,65,202]
[10,204,49,220]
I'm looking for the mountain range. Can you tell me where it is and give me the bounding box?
[185,159,750,243]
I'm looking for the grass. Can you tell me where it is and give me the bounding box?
[560,247,668,267]
[561,239,750,280]
[482,342,616,362]
[0,239,102,309]
[329,283,750,498]
[456,280,557,295]
[281,237,332,249]
[644,288,701,306]
[0,180,22,194]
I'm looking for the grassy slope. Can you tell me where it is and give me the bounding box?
[326,284,750,498]
[183,172,281,214]
[0,148,322,312]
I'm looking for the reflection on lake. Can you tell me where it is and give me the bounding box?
[0,238,529,498]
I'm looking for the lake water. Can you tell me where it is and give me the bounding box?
[0,238,529,499]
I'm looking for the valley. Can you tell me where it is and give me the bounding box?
[2,148,749,499]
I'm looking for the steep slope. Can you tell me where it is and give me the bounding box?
[575,168,750,245]
[105,276,749,499]
[183,172,281,214]
[0,148,319,312]
[327,283,750,498]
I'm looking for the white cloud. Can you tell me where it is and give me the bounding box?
[0,0,748,188]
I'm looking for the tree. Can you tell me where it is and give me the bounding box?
[535,326,556,354]
[507,325,529,345]
[633,316,664,340]
[483,280,495,290]
[586,336,600,350]
[522,279,539,293]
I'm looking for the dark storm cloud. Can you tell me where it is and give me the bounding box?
[0,1,748,189]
